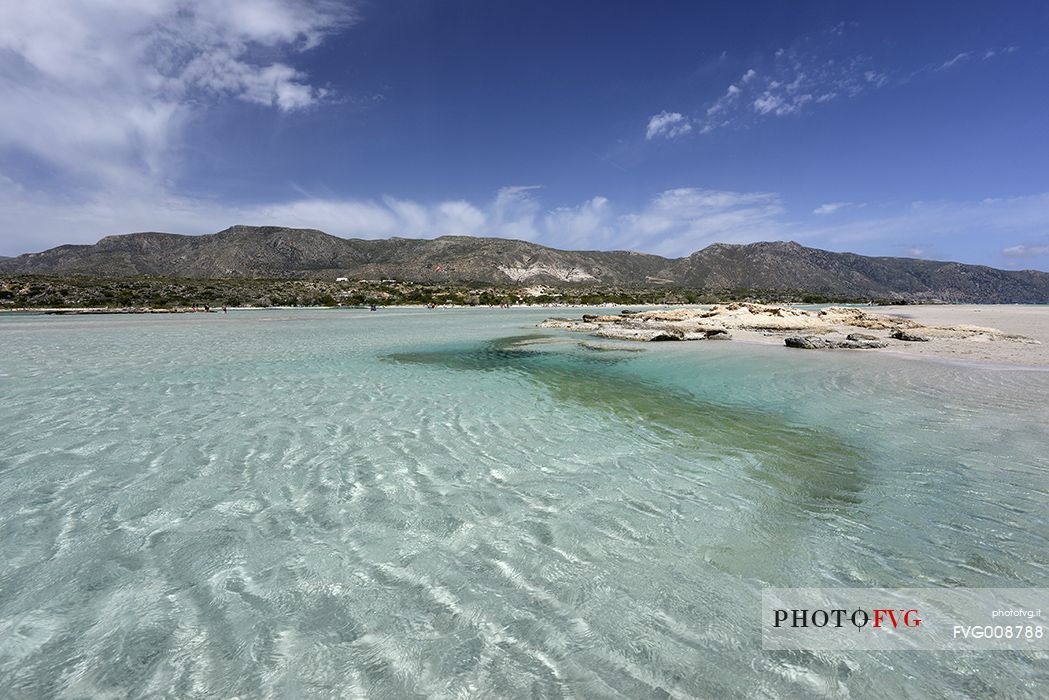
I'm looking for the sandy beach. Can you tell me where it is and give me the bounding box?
[871,304,1049,367]
[542,303,1049,369]
[8,302,1049,367]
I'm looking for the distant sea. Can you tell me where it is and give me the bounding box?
[1,308,1047,697]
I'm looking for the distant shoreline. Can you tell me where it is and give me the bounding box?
[0,301,622,311]
[6,301,1049,315]
[0,302,684,315]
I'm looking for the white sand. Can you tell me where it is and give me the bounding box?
[727,305,1049,368]
[544,303,1049,368]
[872,305,1049,367]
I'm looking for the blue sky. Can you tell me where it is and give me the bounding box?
[1,1,1048,270]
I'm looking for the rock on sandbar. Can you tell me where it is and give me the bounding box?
[890,329,930,342]
[785,336,888,350]
[538,302,1034,354]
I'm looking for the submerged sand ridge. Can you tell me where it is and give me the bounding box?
[540,302,1049,367]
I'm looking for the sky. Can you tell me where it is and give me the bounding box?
[1,0,1048,270]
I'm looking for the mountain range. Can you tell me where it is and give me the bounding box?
[3,225,1048,303]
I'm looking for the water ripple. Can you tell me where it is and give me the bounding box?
[0,309,1046,697]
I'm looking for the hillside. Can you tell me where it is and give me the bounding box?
[3,225,1048,302]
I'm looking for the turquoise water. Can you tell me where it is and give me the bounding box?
[1,308,1047,698]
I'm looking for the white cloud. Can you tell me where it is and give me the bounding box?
[488,185,543,240]
[645,111,693,140]
[698,43,886,134]
[0,0,351,189]
[437,200,487,234]
[254,198,401,237]
[619,188,785,256]
[864,70,888,88]
[0,179,789,258]
[706,84,741,117]
[813,202,849,215]
[797,193,1049,267]
[4,175,1049,270]
[1003,243,1049,258]
[543,197,612,249]
[203,186,541,244]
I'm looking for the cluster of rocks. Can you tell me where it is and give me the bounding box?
[540,311,736,343]
[784,334,888,350]
[540,302,1034,351]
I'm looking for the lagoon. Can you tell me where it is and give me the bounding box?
[1,308,1047,697]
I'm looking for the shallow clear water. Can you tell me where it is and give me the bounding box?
[1,308,1047,698]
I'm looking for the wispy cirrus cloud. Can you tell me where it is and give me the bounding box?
[905,44,1019,82]
[982,46,1019,60]
[699,44,888,133]
[935,45,1018,71]
[648,27,1023,140]
[812,201,867,216]
[937,52,971,71]
[813,202,850,215]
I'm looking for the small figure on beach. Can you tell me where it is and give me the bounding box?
[222,306,227,314]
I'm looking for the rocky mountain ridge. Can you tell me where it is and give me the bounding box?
[3,225,1048,302]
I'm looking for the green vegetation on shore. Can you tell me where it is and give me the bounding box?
[0,274,897,310]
